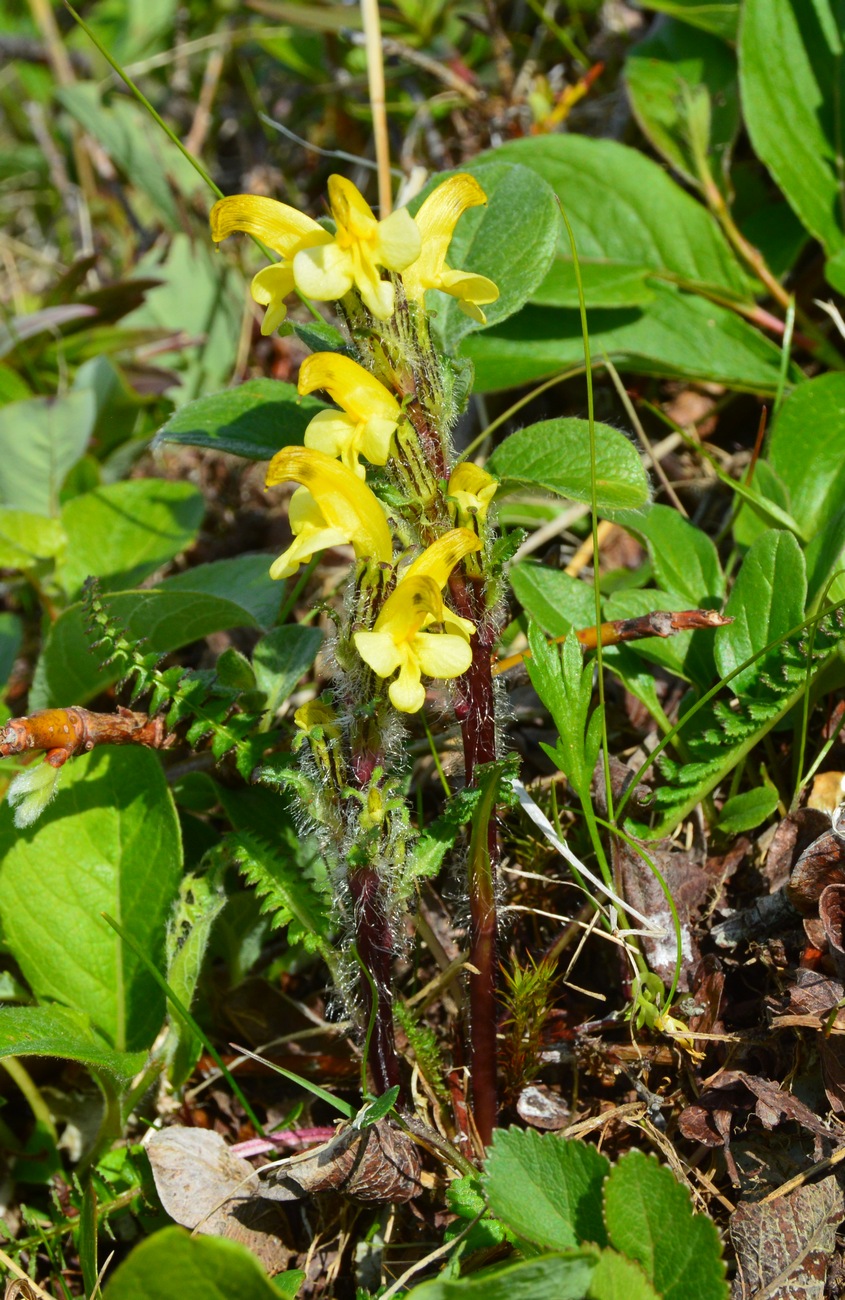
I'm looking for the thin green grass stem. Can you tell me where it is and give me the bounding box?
[229,1043,354,1119]
[101,912,265,1134]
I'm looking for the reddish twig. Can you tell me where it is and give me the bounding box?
[0,706,173,768]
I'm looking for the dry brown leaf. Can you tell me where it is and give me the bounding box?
[146,1127,293,1275]
[260,1118,423,1203]
[730,1175,843,1299]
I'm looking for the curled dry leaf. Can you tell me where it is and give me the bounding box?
[516,1084,570,1130]
[787,824,845,916]
[260,1117,423,1204]
[730,1175,843,1300]
[146,1127,293,1276]
[4,1282,42,1300]
[678,1072,834,1151]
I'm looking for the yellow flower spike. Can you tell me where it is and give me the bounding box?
[298,353,401,478]
[401,528,480,639]
[210,195,332,335]
[265,447,393,579]
[293,175,421,320]
[402,174,500,323]
[447,463,498,523]
[354,575,474,713]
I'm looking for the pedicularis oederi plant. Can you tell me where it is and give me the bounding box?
[212,172,506,1139]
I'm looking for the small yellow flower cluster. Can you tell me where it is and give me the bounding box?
[210,173,499,330]
[212,173,500,714]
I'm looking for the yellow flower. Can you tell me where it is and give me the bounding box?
[265,447,393,579]
[447,463,498,524]
[354,575,473,713]
[293,700,340,737]
[401,528,480,639]
[402,175,500,323]
[298,353,401,479]
[293,175,421,320]
[209,195,332,335]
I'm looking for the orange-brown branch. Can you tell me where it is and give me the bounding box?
[493,608,732,676]
[0,706,174,769]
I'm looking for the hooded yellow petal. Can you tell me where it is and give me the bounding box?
[375,206,423,272]
[298,354,400,424]
[403,173,491,303]
[414,631,474,680]
[374,575,442,641]
[438,268,500,321]
[266,447,393,566]
[402,528,481,589]
[210,195,329,258]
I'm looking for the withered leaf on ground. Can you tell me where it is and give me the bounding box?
[787,824,845,916]
[730,1175,843,1300]
[516,1084,570,1130]
[766,809,831,892]
[260,1118,423,1204]
[146,1127,293,1276]
[678,1072,835,1150]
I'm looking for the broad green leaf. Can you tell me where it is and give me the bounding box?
[155,380,328,460]
[0,391,96,516]
[768,373,845,537]
[124,234,245,403]
[806,495,845,606]
[406,1253,598,1300]
[480,136,752,309]
[252,625,323,715]
[733,462,792,549]
[29,582,264,710]
[714,530,806,694]
[716,784,780,834]
[638,0,738,40]
[740,0,845,259]
[162,555,282,631]
[587,1250,660,1300]
[617,504,725,604]
[409,162,560,351]
[58,480,205,597]
[483,1129,609,1251]
[604,1149,727,1300]
[625,20,739,187]
[57,85,204,232]
[508,564,597,636]
[0,1005,147,1085]
[101,1226,283,1299]
[526,626,602,801]
[0,510,65,571]
[0,612,22,690]
[464,285,784,395]
[0,748,183,1052]
[487,419,650,512]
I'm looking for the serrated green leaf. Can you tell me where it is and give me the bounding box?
[509,564,597,636]
[101,1226,283,1299]
[408,161,559,352]
[58,479,205,598]
[586,1249,660,1300]
[487,419,650,513]
[464,285,783,396]
[604,1149,727,1300]
[714,530,806,694]
[483,1129,610,1251]
[740,0,845,259]
[0,748,183,1052]
[155,379,328,460]
[625,20,739,188]
[479,135,752,309]
[0,1005,147,1085]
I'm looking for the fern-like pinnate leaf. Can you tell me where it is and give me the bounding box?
[229,830,333,957]
[646,610,844,836]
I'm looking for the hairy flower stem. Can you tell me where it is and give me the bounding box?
[451,569,500,1146]
[349,865,402,1098]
